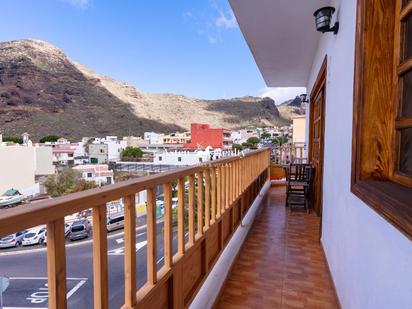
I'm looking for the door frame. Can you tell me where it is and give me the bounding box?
[309,57,327,222]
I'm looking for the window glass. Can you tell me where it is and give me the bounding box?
[401,69,412,117]
[400,128,412,176]
[404,15,412,61]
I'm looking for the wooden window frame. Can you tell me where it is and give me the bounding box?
[352,0,412,239]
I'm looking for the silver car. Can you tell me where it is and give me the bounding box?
[0,230,28,248]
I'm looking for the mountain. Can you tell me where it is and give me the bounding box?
[0,39,290,140]
[277,96,306,120]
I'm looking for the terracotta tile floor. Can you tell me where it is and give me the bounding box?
[217,187,339,309]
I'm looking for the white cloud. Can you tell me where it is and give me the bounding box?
[260,87,306,105]
[215,10,238,29]
[62,0,90,9]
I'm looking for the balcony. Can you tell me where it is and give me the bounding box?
[217,186,339,308]
[0,149,272,308]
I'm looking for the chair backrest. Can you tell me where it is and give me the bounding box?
[288,164,313,182]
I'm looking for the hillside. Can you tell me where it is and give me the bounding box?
[277,96,306,119]
[0,39,291,140]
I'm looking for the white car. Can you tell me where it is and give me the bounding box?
[44,224,71,244]
[0,230,28,248]
[22,227,46,246]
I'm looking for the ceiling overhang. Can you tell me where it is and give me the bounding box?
[229,0,330,87]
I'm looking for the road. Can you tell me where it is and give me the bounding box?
[0,221,180,309]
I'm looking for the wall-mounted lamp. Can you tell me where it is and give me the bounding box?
[313,7,339,35]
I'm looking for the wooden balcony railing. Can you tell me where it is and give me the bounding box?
[0,148,271,309]
[271,144,306,165]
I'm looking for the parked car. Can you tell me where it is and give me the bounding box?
[44,223,71,244]
[22,227,46,246]
[69,220,90,241]
[107,215,124,232]
[0,230,28,248]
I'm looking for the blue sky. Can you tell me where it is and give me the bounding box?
[0,0,303,102]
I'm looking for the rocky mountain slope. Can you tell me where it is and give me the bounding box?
[0,39,290,140]
[277,96,306,120]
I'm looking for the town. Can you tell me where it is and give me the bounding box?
[0,121,305,205]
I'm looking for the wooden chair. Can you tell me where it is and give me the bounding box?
[286,164,313,212]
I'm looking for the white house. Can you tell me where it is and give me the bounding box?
[144,132,165,145]
[73,164,114,186]
[153,150,213,166]
[52,147,75,166]
[231,1,412,308]
[0,143,54,197]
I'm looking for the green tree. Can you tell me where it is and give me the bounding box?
[2,136,23,144]
[260,132,271,140]
[121,146,144,161]
[44,169,96,197]
[40,135,60,143]
[232,143,244,152]
[272,136,289,145]
[243,137,260,149]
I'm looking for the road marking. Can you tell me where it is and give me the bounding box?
[3,307,48,309]
[8,277,88,280]
[66,279,86,299]
[3,277,88,308]
[108,240,148,256]
[0,225,155,256]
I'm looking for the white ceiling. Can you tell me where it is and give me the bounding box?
[229,0,330,87]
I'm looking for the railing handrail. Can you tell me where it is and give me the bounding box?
[0,148,268,238]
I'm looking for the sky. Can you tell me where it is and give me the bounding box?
[0,0,304,103]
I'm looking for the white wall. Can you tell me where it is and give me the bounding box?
[34,147,54,175]
[0,146,36,195]
[306,1,412,308]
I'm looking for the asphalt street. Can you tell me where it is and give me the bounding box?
[0,221,180,309]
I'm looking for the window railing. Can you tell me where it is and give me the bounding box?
[0,148,271,309]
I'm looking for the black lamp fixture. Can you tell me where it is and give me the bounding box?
[313,7,339,35]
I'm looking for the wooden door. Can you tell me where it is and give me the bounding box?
[309,58,326,217]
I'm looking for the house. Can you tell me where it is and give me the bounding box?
[52,148,75,166]
[103,136,127,162]
[88,143,108,164]
[161,132,191,144]
[291,115,306,144]
[225,0,412,308]
[0,143,54,197]
[73,164,114,186]
[123,136,149,147]
[144,132,165,145]
[184,123,232,150]
[231,129,259,144]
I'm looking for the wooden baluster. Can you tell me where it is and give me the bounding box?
[92,205,108,309]
[177,177,185,254]
[216,166,221,218]
[221,165,226,213]
[205,168,211,229]
[163,183,173,269]
[47,218,67,309]
[293,146,298,159]
[188,175,195,244]
[225,164,230,209]
[231,161,234,203]
[146,188,157,285]
[197,171,204,236]
[211,166,217,223]
[124,194,137,307]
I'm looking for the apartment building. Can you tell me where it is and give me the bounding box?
[184,123,232,150]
